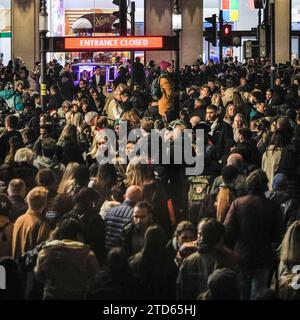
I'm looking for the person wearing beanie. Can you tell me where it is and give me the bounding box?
[177,218,236,300]
[157,60,175,117]
[199,268,240,300]
[266,172,300,227]
[68,187,105,265]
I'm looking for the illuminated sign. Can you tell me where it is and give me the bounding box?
[222,0,239,22]
[64,36,164,51]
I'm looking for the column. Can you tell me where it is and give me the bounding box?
[274,0,291,64]
[12,0,40,70]
[181,0,203,66]
[145,0,173,64]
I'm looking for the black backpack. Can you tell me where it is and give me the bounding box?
[151,76,163,100]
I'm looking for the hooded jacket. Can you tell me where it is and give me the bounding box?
[0,89,24,111]
[34,239,99,300]
[33,156,65,181]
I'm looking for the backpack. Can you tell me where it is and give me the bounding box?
[188,175,212,206]
[151,76,163,100]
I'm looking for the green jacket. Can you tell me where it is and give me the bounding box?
[0,89,24,111]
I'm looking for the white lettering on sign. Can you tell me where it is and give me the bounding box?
[67,37,163,51]
[80,38,151,48]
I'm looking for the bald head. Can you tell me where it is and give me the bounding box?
[125,185,143,204]
[227,153,244,169]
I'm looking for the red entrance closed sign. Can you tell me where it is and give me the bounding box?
[64,36,164,51]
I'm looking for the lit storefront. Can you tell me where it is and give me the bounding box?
[0,0,11,65]
[47,0,145,64]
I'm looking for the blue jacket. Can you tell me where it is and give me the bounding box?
[104,200,134,251]
[0,89,24,111]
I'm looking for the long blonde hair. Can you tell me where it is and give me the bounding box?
[71,112,83,131]
[279,221,300,265]
[57,162,79,194]
[124,156,154,187]
[216,187,235,223]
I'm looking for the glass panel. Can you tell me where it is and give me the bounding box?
[292,0,300,30]
[0,0,11,65]
[291,36,299,60]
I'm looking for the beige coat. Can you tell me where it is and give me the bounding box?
[262,145,283,190]
[12,209,51,259]
[158,76,175,116]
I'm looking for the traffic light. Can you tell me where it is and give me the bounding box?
[112,0,127,36]
[243,40,259,59]
[204,14,217,46]
[221,24,233,46]
[259,25,270,58]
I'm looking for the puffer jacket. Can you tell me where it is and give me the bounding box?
[34,239,99,300]
[104,200,134,252]
[0,89,24,111]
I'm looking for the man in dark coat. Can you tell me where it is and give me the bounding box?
[206,104,234,160]
[68,188,105,265]
[90,66,105,89]
[120,201,154,257]
[224,169,284,300]
[0,115,22,164]
[58,63,75,101]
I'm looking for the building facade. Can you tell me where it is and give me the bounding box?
[0,0,296,70]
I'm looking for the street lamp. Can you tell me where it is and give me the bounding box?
[39,0,49,111]
[172,0,182,77]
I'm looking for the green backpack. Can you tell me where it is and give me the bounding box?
[188,176,211,205]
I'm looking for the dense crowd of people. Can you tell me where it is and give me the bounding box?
[0,55,300,300]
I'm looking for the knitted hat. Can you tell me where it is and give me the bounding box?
[272,173,288,191]
[74,187,99,205]
[207,268,240,300]
[159,60,171,71]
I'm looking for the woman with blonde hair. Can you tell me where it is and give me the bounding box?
[215,165,239,223]
[223,101,237,126]
[56,124,84,165]
[86,130,116,166]
[121,111,141,131]
[232,113,247,143]
[211,93,224,116]
[57,162,80,194]
[124,156,154,188]
[71,112,83,132]
[232,91,245,113]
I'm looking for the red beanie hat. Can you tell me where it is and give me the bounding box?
[159,60,171,71]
